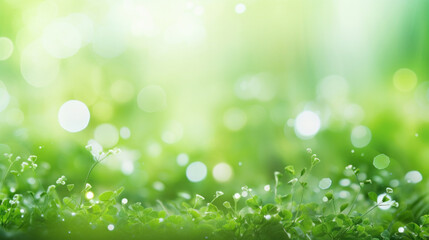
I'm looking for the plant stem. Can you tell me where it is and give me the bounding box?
[332,198,337,214]
[347,175,361,216]
[0,161,16,190]
[80,161,99,205]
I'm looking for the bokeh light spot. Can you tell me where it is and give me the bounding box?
[223,108,247,131]
[294,111,321,139]
[137,85,167,113]
[21,41,59,87]
[94,124,119,148]
[377,193,393,210]
[120,127,131,139]
[0,37,14,60]
[393,68,417,92]
[405,170,422,184]
[212,163,233,182]
[373,154,390,169]
[235,4,246,14]
[58,100,90,133]
[351,125,372,148]
[186,161,207,182]
[42,20,81,59]
[177,153,189,166]
[318,178,332,189]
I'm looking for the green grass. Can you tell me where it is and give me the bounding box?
[0,148,428,240]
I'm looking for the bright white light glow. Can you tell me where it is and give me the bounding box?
[186,161,207,182]
[58,100,90,132]
[212,162,233,182]
[235,3,246,14]
[405,170,422,184]
[85,191,94,199]
[294,111,321,139]
[377,193,393,210]
[107,224,114,231]
[264,185,270,191]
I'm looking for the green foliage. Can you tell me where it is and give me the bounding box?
[0,150,428,240]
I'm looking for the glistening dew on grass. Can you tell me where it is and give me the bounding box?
[1,148,427,239]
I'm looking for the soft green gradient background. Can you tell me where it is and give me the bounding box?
[0,0,428,202]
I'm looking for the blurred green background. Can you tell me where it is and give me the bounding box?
[0,0,428,202]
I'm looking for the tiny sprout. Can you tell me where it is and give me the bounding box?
[311,157,320,166]
[21,162,29,172]
[85,144,93,151]
[196,194,205,200]
[108,148,121,155]
[223,201,232,209]
[84,183,92,192]
[216,191,224,198]
[364,179,372,184]
[288,178,298,185]
[47,185,56,193]
[194,194,205,208]
[241,186,249,192]
[386,187,393,193]
[324,192,333,201]
[27,155,37,162]
[67,184,74,192]
[300,168,306,176]
[284,166,295,175]
[233,193,241,200]
[211,191,224,203]
[56,175,67,185]
[306,148,312,154]
[392,201,399,207]
[382,195,390,202]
